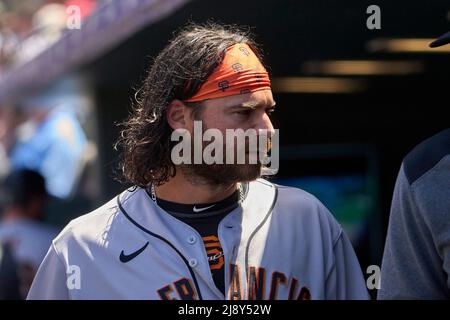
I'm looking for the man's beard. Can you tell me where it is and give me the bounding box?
[179,162,262,186]
[178,128,264,186]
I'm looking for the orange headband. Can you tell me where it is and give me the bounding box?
[184,43,271,102]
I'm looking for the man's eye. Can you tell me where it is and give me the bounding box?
[235,110,252,116]
[266,108,276,115]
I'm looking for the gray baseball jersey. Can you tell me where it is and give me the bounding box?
[0,218,57,272]
[378,129,450,299]
[27,179,369,300]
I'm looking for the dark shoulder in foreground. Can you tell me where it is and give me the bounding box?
[404,128,450,184]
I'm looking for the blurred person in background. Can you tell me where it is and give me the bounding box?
[0,1,36,66]
[0,106,15,179]
[16,1,67,63]
[0,0,98,67]
[0,169,57,298]
[378,32,450,300]
[10,91,88,199]
[0,242,21,299]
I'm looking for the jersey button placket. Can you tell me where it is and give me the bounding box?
[188,258,198,268]
[188,235,197,244]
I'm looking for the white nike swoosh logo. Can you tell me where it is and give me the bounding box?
[193,204,216,213]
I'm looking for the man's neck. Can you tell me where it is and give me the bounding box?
[155,173,238,204]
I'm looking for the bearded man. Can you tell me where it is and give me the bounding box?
[27,23,369,300]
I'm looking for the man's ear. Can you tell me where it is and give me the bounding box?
[166,99,188,130]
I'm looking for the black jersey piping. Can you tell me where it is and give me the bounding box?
[244,184,278,280]
[116,195,203,300]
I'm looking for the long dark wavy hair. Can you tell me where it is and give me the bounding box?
[114,22,265,187]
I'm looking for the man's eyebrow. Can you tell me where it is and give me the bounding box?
[233,101,277,109]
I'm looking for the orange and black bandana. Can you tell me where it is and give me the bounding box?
[184,43,271,102]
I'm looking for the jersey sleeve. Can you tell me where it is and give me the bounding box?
[325,229,370,300]
[26,242,69,300]
[378,164,450,299]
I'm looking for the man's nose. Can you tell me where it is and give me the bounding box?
[255,112,275,136]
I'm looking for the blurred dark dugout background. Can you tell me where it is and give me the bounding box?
[0,0,448,298]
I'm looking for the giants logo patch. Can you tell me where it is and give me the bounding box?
[202,235,224,271]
